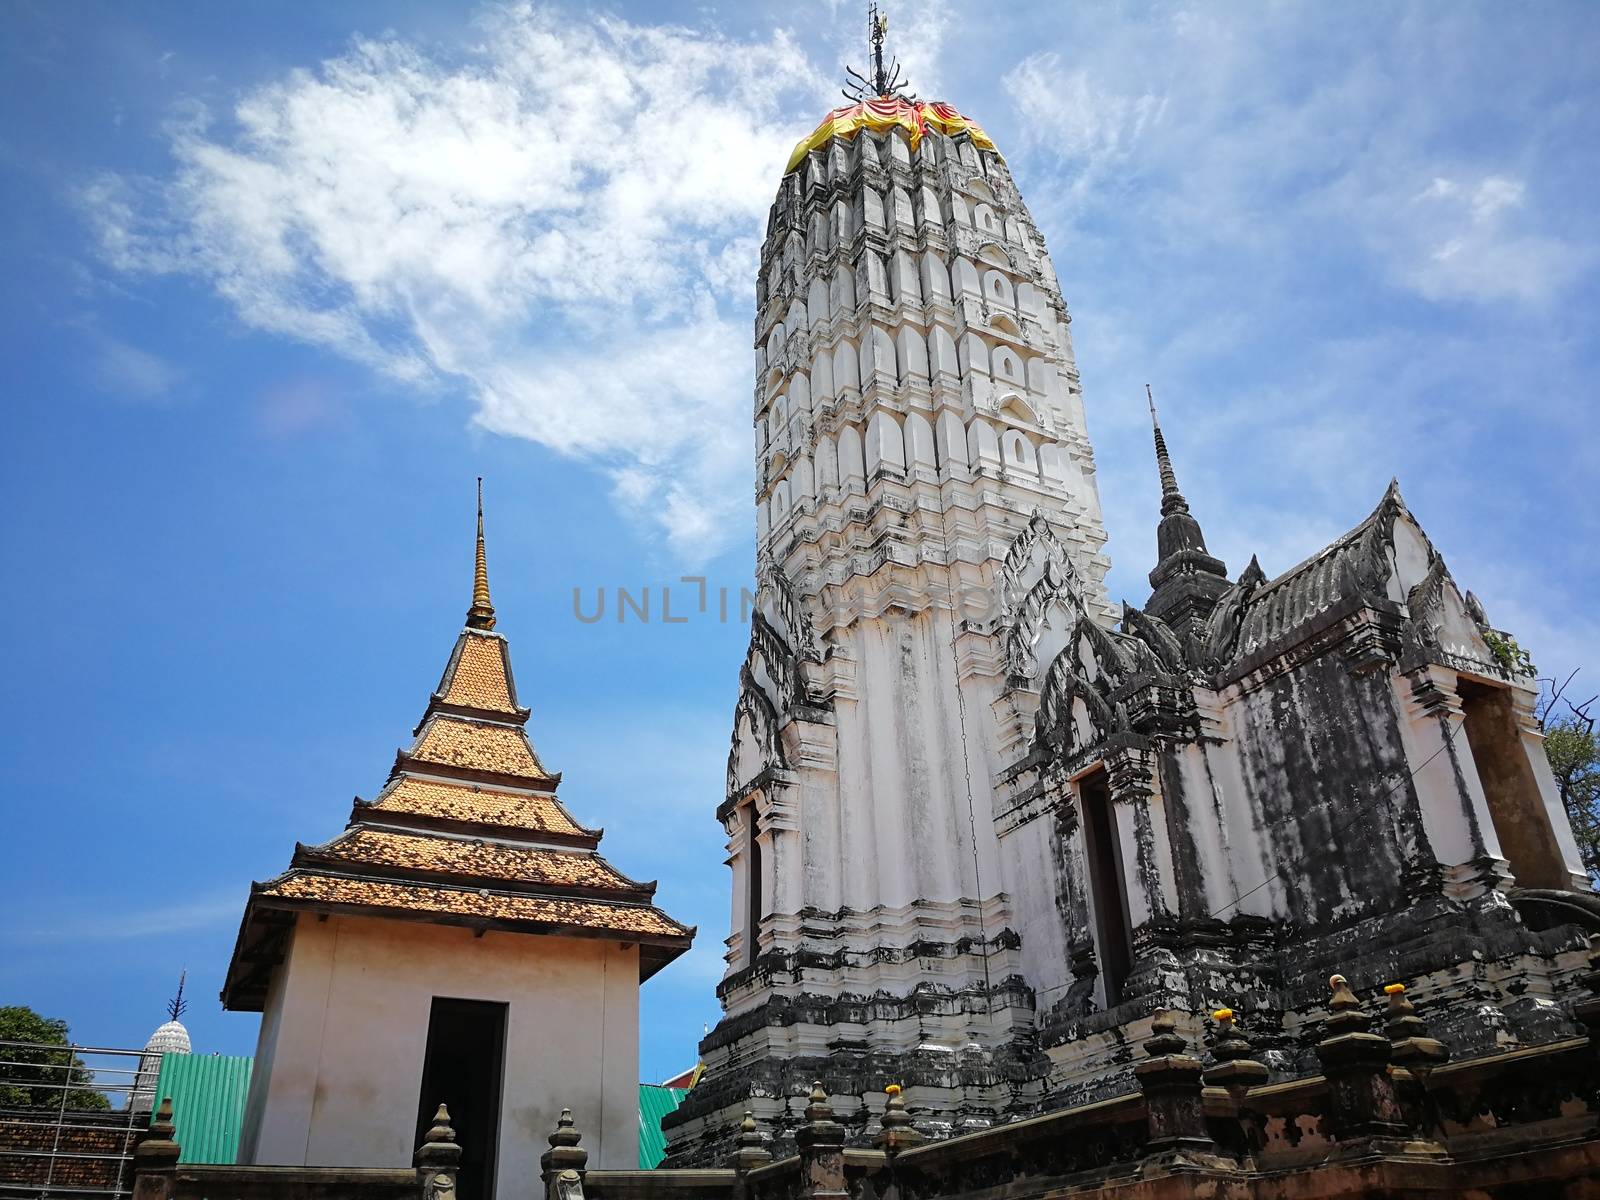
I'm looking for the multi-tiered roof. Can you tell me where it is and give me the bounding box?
[222,487,693,1010]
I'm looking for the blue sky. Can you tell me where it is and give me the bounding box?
[2,1,1597,1084]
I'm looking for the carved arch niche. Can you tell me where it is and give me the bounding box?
[724,563,824,801]
[998,511,1089,687]
[727,670,786,799]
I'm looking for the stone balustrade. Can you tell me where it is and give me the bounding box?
[132,966,1600,1200]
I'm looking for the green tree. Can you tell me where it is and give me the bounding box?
[0,1006,110,1110]
[1540,671,1600,882]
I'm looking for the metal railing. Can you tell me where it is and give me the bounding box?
[0,1040,150,1200]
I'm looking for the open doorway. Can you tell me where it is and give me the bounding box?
[1079,768,1134,1006]
[415,998,506,1200]
[1458,678,1569,888]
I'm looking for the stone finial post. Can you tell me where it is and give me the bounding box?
[416,1104,462,1169]
[1383,984,1449,1083]
[1132,1012,1213,1155]
[1203,1008,1268,1103]
[727,1110,772,1200]
[541,1109,588,1200]
[728,1111,774,1173]
[131,1097,180,1200]
[872,1085,925,1158]
[1314,975,1408,1141]
[415,1104,462,1200]
[1202,1007,1268,1164]
[1382,984,1449,1134]
[794,1083,847,1200]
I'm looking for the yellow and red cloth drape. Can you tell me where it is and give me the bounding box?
[785,97,998,173]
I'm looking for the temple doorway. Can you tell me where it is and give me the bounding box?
[415,998,506,1200]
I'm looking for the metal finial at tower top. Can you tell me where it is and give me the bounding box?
[844,4,914,102]
[467,477,496,631]
[1146,384,1190,518]
[166,970,187,1022]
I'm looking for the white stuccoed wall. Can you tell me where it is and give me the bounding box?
[238,915,638,1182]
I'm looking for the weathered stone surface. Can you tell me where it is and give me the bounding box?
[671,80,1600,1171]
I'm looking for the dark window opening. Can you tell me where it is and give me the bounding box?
[746,803,764,967]
[1459,678,1568,888]
[415,998,506,1200]
[1079,768,1134,1006]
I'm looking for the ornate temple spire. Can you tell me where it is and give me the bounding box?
[467,477,496,631]
[1142,386,1230,647]
[1147,384,1189,517]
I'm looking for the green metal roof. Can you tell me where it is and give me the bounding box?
[637,1085,686,1169]
[150,1054,254,1164]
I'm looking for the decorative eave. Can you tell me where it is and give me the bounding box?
[389,750,563,793]
[392,711,558,790]
[222,871,694,1009]
[361,771,597,835]
[290,827,660,903]
[349,797,600,850]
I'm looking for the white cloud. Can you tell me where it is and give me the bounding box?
[86,4,830,559]
[1392,172,1592,304]
[89,335,185,400]
[1004,55,1163,204]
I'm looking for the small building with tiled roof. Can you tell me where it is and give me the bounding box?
[224,484,693,1198]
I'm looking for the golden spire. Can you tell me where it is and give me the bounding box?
[467,477,496,630]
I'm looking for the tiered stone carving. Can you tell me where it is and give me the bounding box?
[670,96,1115,1163]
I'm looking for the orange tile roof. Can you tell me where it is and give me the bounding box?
[313,827,641,892]
[262,872,690,940]
[439,632,520,714]
[411,715,549,779]
[370,777,587,837]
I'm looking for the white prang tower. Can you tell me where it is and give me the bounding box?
[664,19,1114,1164]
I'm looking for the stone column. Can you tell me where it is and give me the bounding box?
[1314,976,1408,1142]
[1105,744,1183,1004]
[1105,744,1175,931]
[1132,1013,1213,1157]
[1054,785,1100,1012]
[794,1084,847,1200]
[1394,666,1511,897]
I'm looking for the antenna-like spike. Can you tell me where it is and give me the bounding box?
[844,3,912,102]
[166,970,188,1021]
[467,478,497,630]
